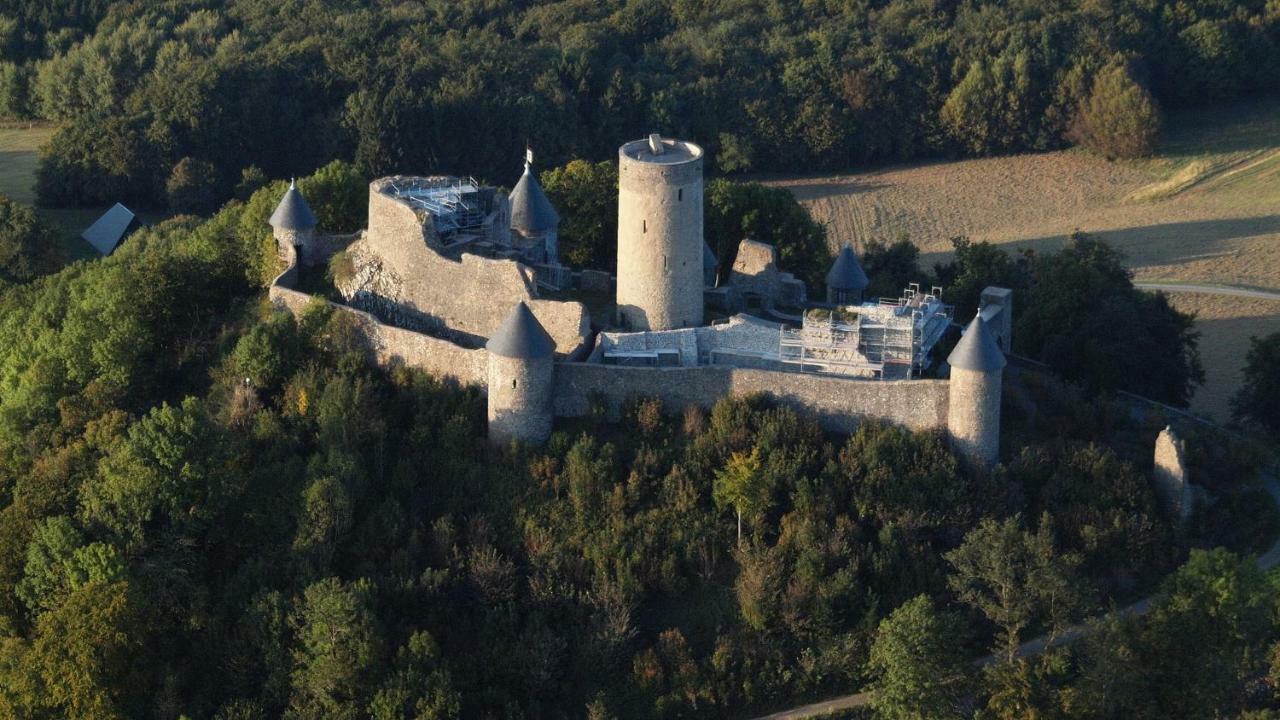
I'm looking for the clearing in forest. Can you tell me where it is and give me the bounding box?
[0,122,55,205]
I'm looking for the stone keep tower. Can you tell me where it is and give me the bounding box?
[946,315,1007,470]
[269,180,318,266]
[487,302,556,445]
[616,134,705,330]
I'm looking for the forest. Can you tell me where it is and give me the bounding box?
[0,160,1277,718]
[1,0,1280,717]
[0,0,1278,208]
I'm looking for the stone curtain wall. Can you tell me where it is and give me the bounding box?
[269,284,489,388]
[553,363,949,433]
[269,281,951,435]
[349,179,591,354]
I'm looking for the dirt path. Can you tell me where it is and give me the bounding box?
[1135,282,1280,302]
[751,470,1280,720]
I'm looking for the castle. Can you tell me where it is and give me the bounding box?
[268,135,1010,470]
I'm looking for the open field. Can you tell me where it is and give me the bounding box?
[0,122,54,205]
[769,95,1280,418]
[769,96,1280,290]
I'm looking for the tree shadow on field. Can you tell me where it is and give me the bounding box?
[1007,215,1280,261]
[775,178,891,202]
[1183,311,1280,422]
[1159,95,1280,158]
[0,149,40,203]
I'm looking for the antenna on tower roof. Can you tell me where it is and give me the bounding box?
[525,146,534,169]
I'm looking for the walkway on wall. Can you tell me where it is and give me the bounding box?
[750,467,1280,720]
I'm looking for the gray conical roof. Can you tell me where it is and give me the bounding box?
[703,241,718,271]
[269,181,318,231]
[826,246,869,290]
[948,315,1007,372]
[487,302,555,359]
[509,164,559,234]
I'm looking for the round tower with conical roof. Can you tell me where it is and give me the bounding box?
[826,245,869,304]
[487,302,556,445]
[269,180,319,266]
[509,151,561,264]
[946,314,1007,470]
[616,134,704,330]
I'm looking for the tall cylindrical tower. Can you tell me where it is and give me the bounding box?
[946,315,1007,470]
[616,134,704,330]
[486,302,556,445]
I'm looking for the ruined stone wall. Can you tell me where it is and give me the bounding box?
[553,363,949,433]
[946,367,1001,469]
[344,179,590,354]
[488,354,554,444]
[1153,426,1192,522]
[616,140,704,330]
[269,284,489,388]
[728,239,780,306]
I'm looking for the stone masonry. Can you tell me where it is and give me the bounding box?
[266,162,1009,455]
[616,136,705,330]
[339,178,591,354]
[1153,425,1193,523]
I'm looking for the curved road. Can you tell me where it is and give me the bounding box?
[751,470,1280,720]
[1135,282,1280,302]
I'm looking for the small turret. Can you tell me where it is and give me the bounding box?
[269,180,318,265]
[487,302,556,445]
[946,315,1006,470]
[509,150,561,264]
[826,245,869,305]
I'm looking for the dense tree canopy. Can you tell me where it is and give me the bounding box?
[1232,332,1280,433]
[0,0,1274,209]
[0,194,60,283]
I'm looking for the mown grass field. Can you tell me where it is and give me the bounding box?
[0,122,54,204]
[1,122,115,260]
[769,95,1280,420]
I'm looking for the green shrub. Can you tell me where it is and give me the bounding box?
[1069,61,1162,160]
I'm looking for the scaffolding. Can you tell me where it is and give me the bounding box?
[779,284,951,379]
[385,176,486,239]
